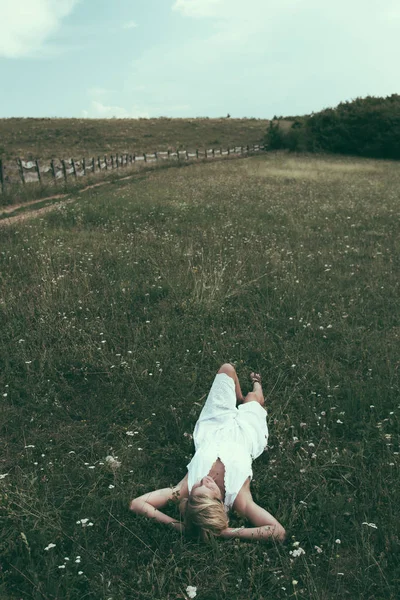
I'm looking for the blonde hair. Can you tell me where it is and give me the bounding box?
[179,493,229,543]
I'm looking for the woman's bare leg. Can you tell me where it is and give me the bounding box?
[217,363,245,404]
[242,372,265,407]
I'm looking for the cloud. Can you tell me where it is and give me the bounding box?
[82,101,150,119]
[87,87,117,96]
[172,0,222,18]
[0,0,81,59]
[123,20,138,29]
[124,0,400,118]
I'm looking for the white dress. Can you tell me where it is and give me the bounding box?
[186,373,269,513]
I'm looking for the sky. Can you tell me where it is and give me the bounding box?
[0,0,399,119]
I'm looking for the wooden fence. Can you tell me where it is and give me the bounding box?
[0,143,265,193]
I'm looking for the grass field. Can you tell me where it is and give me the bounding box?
[0,117,278,161]
[1,151,399,599]
[0,117,278,208]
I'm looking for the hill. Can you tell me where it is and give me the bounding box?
[0,117,279,161]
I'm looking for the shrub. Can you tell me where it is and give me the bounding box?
[264,94,400,159]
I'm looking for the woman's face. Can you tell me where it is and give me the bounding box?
[191,475,223,501]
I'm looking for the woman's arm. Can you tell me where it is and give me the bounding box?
[129,475,188,532]
[219,524,284,541]
[222,498,286,542]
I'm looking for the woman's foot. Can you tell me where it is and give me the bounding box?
[250,372,264,403]
[250,372,262,385]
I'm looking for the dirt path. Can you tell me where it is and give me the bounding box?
[0,153,249,227]
[0,180,114,227]
[0,198,77,226]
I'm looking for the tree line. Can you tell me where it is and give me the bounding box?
[265,94,400,160]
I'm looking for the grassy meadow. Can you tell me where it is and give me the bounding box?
[1,151,399,599]
[0,117,278,161]
[0,116,280,208]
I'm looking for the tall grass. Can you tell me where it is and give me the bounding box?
[0,117,272,161]
[0,152,399,599]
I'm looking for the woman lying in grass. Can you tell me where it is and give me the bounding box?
[130,363,286,543]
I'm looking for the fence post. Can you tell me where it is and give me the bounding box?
[212,148,215,158]
[129,154,133,165]
[116,153,120,168]
[196,149,199,159]
[205,148,207,158]
[61,159,67,183]
[186,149,189,160]
[155,151,158,160]
[83,157,87,176]
[133,153,136,163]
[51,159,57,184]
[0,158,4,194]
[144,153,147,162]
[98,156,101,170]
[17,158,25,185]
[111,155,114,169]
[177,149,179,160]
[92,157,95,173]
[228,147,230,155]
[71,158,77,179]
[35,159,42,184]
[168,150,170,160]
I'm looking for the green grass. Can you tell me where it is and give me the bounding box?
[0,117,279,161]
[0,146,263,209]
[1,151,399,599]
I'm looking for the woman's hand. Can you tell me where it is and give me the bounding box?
[129,475,189,532]
[130,496,184,531]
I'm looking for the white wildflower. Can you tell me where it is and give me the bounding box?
[76,518,92,527]
[290,547,306,557]
[44,543,56,551]
[362,522,378,529]
[186,585,197,598]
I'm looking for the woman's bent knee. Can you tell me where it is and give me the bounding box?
[218,363,236,380]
